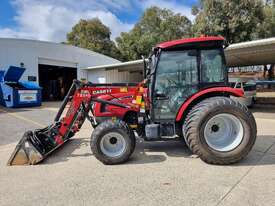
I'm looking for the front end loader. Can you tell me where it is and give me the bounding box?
[8,36,257,166]
[7,80,140,165]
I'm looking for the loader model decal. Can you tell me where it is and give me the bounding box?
[92,89,112,95]
[77,90,90,98]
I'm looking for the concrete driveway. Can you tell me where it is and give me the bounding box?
[0,102,274,206]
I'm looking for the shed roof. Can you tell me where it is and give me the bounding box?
[225,37,275,67]
[84,59,144,71]
[0,38,120,68]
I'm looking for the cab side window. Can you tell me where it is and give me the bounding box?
[155,50,198,94]
[201,49,225,82]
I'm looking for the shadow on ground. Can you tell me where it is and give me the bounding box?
[43,138,92,164]
[41,135,275,167]
[43,138,192,165]
[128,140,192,164]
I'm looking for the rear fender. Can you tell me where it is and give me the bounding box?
[175,87,244,122]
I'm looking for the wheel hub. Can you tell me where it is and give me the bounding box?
[211,124,219,132]
[204,113,244,152]
[100,132,126,157]
[109,137,117,144]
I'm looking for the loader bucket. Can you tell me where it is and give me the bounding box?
[7,131,44,165]
[7,81,80,166]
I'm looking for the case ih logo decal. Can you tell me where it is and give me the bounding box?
[92,89,112,95]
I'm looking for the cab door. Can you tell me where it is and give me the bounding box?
[152,50,199,121]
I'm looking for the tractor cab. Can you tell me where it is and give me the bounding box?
[145,37,228,122]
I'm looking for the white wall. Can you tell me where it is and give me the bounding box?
[0,38,120,82]
[87,69,107,83]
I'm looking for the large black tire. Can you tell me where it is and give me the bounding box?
[90,120,135,165]
[183,97,257,165]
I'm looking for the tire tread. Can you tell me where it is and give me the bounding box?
[183,97,257,165]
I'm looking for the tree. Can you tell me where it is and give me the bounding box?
[116,7,192,61]
[192,0,264,43]
[67,18,121,60]
[256,5,275,39]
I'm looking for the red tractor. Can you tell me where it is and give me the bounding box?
[8,36,257,166]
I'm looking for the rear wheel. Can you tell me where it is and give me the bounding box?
[90,120,135,165]
[183,97,257,165]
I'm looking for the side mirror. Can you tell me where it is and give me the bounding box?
[142,55,147,79]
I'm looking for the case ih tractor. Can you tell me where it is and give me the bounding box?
[8,36,257,166]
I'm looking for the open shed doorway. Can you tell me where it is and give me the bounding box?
[38,64,77,101]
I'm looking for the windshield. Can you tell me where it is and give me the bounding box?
[152,50,198,120]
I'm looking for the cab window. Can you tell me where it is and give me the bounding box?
[201,49,226,83]
[153,50,198,120]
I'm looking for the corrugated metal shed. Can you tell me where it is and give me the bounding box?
[84,60,144,83]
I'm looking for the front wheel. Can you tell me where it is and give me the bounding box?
[90,120,135,165]
[183,97,257,165]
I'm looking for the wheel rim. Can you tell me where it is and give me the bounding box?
[100,132,126,157]
[203,113,244,152]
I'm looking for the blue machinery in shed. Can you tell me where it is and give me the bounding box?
[0,66,42,108]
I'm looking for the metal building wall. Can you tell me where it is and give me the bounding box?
[105,69,143,83]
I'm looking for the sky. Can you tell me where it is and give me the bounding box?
[0,0,198,42]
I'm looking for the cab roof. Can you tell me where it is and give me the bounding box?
[156,36,225,49]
